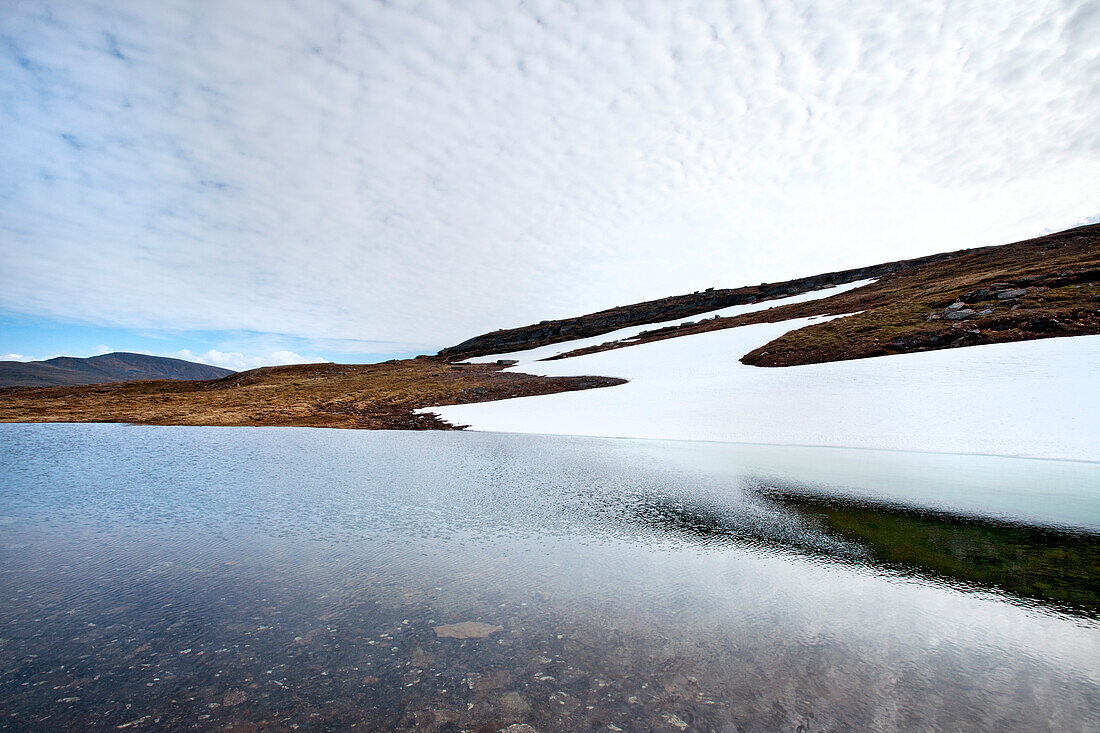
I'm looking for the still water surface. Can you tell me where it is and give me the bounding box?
[1,424,1098,731]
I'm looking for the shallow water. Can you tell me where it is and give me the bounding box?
[1,424,1097,731]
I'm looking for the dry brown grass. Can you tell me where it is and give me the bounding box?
[0,357,624,429]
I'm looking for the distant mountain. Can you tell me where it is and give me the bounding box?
[0,352,234,388]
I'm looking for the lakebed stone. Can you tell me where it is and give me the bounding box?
[433,621,503,639]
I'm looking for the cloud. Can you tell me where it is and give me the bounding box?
[1,345,324,370]
[1,0,1097,350]
[172,349,326,372]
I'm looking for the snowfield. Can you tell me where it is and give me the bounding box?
[424,283,1100,461]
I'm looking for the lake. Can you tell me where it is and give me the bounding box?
[1,424,1098,731]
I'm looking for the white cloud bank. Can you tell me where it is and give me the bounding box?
[0,347,322,370]
[172,349,325,372]
[1,1,1097,349]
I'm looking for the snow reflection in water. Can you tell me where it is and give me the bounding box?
[1,424,1097,731]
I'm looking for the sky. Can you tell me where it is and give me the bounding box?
[1,0,1098,369]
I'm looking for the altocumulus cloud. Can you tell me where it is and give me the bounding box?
[1,0,1097,350]
[172,349,325,372]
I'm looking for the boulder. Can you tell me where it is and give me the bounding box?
[996,288,1027,299]
[944,308,977,320]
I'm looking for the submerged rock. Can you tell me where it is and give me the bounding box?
[499,690,532,716]
[222,689,247,707]
[433,621,503,639]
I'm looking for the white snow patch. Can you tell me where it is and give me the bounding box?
[427,283,1100,461]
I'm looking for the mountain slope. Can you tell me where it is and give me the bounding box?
[441,223,1099,365]
[0,352,234,388]
[440,248,967,359]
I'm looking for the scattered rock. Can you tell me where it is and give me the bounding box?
[666,713,689,729]
[978,308,993,316]
[471,386,489,395]
[961,288,990,301]
[433,621,503,639]
[222,689,247,707]
[499,725,539,733]
[996,288,1027,299]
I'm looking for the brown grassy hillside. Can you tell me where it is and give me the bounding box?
[0,358,623,429]
[543,224,1099,366]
